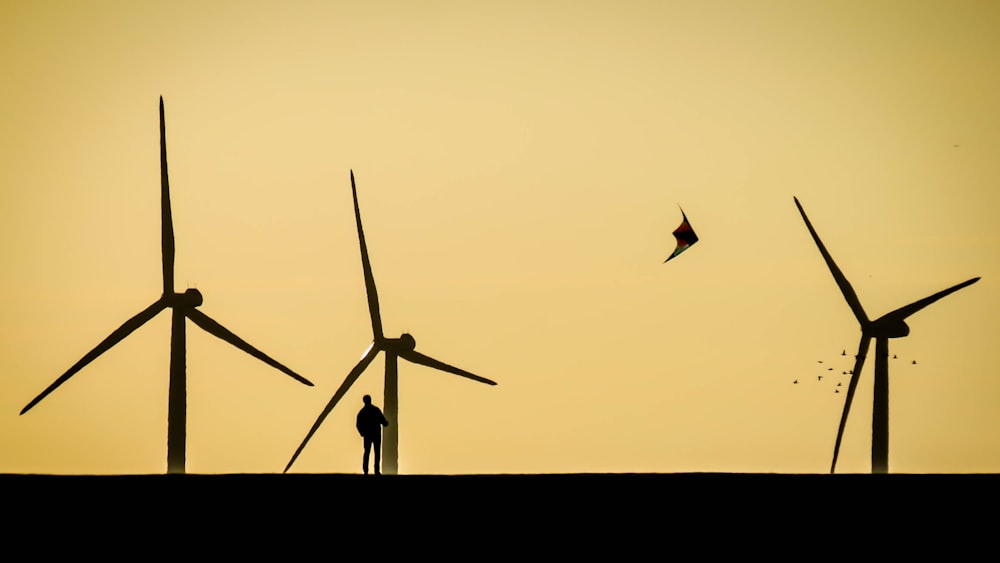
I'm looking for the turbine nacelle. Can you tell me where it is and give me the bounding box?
[869,318,910,339]
[165,288,203,308]
[379,333,416,353]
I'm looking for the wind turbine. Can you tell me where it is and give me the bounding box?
[284,170,497,475]
[793,196,979,474]
[20,97,315,474]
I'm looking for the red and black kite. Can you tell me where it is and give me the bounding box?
[664,206,698,263]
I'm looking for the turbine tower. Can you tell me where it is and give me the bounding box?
[284,170,497,475]
[20,97,314,474]
[793,196,979,474]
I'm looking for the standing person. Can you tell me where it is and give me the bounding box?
[356,394,389,475]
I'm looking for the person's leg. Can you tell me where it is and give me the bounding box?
[363,438,372,474]
[373,436,382,475]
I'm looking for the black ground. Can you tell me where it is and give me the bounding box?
[4,472,993,553]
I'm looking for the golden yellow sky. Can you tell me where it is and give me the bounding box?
[2,1,998,475]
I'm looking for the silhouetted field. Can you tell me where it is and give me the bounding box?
[3,472,992,557]
[4,471,993,540]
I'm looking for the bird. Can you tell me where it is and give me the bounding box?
[818,375,823,381]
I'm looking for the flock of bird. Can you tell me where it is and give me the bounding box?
[793,349,918,393]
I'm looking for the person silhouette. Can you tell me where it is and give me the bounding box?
[356,394,389,475]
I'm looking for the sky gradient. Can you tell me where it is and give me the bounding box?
[2,1,998,475]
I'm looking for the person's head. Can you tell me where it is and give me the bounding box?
[363,394,372,405]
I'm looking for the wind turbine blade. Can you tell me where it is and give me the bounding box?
[351,170,383,340]
[186,309,313,386]
[160,97,175,296]
[830,334,871,473]
[21,300,167,415]
[399,349,498,385]
[880,277,980,323]
[793,197,869,325]
[283,343,380,472]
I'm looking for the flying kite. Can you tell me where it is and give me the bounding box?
[664,206,699,263]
